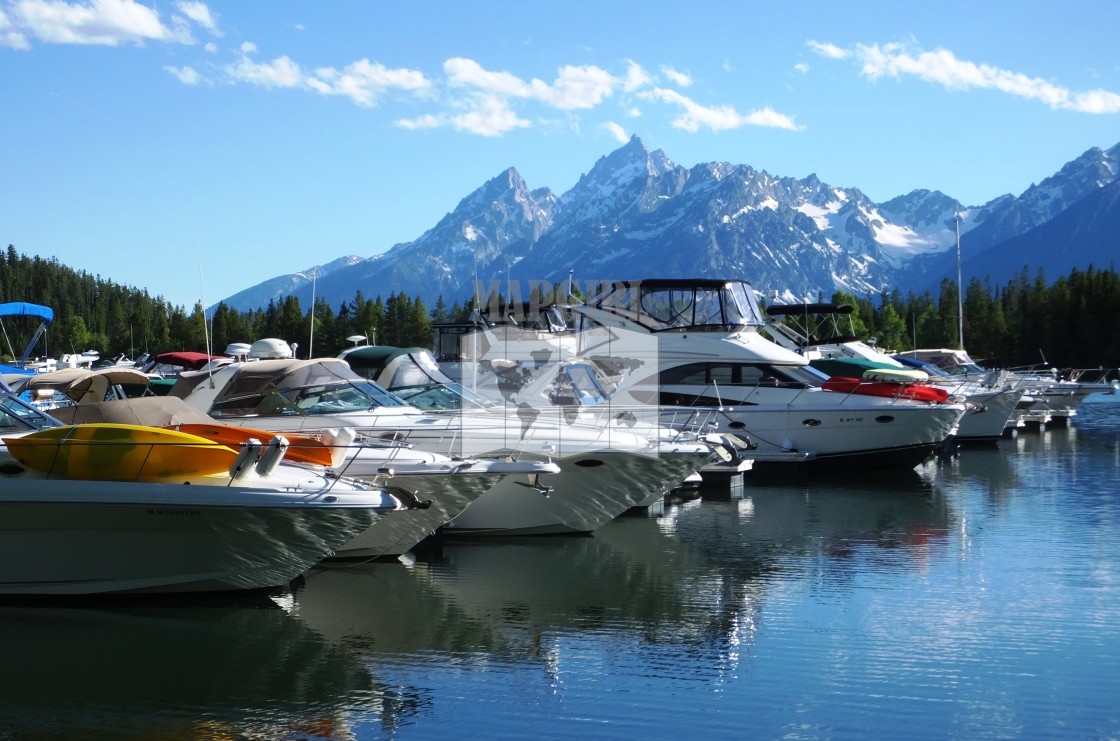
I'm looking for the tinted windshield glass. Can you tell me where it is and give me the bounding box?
[0,392,62,432]
[278,380,406,414]
[393,385,466,411]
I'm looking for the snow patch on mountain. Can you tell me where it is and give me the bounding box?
[796,202,840,231]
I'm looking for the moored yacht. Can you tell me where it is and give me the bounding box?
[895,348,1118,428]
[169,354,719,536]
[0,379,400,595]
[763,302,1024,443]
[567,279,967,471]
[341,344,753,513]
[33,376,559,558]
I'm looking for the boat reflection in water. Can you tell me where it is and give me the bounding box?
[0,599,426,739]
[668,472,953,581]
[294,474,953,678]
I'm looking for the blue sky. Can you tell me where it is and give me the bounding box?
[3,1,1118,311]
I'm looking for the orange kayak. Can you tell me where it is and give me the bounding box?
[170,423,337,467]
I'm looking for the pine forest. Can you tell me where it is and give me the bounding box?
[1,245,1118,375]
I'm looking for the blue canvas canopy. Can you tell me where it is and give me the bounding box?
[0,302,54,323]
[0,302,54,367]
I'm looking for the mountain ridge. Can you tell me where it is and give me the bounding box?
[215,136,1120,312]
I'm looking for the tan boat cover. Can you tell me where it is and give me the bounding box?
[48,395,215,427]
[25,367,151,404]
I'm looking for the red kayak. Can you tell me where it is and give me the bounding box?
[822,377,951,403]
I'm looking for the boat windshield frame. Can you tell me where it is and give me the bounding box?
[590,279,765,332]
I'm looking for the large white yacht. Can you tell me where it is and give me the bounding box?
[567,279,968,471]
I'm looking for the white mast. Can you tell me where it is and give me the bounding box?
[955,213,964,349]
[308,274,316,358]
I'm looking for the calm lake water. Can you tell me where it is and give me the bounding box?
[3,396,1119,740]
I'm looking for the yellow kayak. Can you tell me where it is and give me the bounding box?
[3,423,238,482]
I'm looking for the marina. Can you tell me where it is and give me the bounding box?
[2,395,1117,738]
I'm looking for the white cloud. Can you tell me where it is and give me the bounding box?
[603,121,628,143]
[622,60,651,92]
[164,64,204,85]
[444,58,617,110]
[807,40,848,60]
[166,45,804,138]
[813,40,1120,115]
[223,48,430,107]
[642,88,802,132]
[661,66,692,87]
[451,95,531,136]
[11,0,176,46]
[444,57,533,96]
[225,53,304,89]
[311,58,430,107]
[794,62,809,74]
[175,1,217,34]
[854,42,1120,113]
[393,113,442,131]
[397,95,530,137]
[202,40,215,53]
[0,8,31,48]
[545,64,617,109]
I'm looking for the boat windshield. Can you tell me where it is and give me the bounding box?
[0,390,63,433]
[279,379,407,413]
[549,363,610,406]
[392,381,495,412]
[210,380,406,418]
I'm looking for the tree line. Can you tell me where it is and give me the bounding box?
[1,245,1117,372]
[814,266,1120,371]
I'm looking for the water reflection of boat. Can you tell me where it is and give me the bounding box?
[669,472,953,573]
[0,602,380,738]
[925,442,1018,500]
[295,518,732,659]
[290,482,956,711]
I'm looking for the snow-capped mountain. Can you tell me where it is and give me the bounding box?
[217,137,1120,313]
[218,254,364,312]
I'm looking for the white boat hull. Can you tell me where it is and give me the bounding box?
[0,479,392,595]
[443,447,714,536]
[954,388,1024,442]
[663,390,965,471]
[232,409,710,537]
[336,471,506,557]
